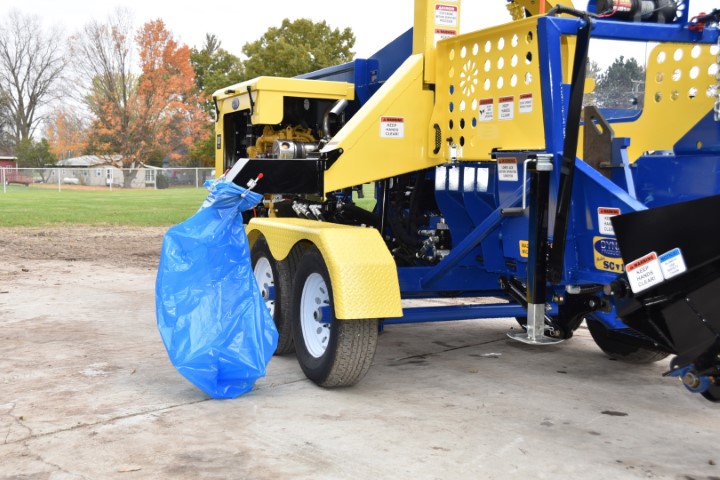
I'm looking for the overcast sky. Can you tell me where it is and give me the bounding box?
[1,0,513,59]
[1,1,717,65]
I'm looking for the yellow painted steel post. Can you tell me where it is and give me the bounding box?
[214,98,224,178]
[413,0,462,85]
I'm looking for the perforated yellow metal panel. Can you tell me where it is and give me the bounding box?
[432,17,546,161]
[581,43,718,162]
[247,218,403,320]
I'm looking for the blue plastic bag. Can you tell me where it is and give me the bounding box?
[155,181,278,399]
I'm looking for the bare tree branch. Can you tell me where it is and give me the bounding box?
[0,11,67,146]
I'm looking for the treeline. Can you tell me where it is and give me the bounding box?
[0,11,355,169]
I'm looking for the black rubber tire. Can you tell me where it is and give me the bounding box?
[251,236,295,355]
[586,317,670,364]
[702,384,720,403]
[292,246,378,387]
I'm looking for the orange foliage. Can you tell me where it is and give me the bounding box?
[45,109,88,160]
[87,18,205,168]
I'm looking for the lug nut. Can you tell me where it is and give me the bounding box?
[683,371,701,389]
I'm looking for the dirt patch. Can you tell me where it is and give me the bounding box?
[0,225,169,269]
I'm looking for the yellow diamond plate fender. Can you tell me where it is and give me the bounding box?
[246,218,402,320]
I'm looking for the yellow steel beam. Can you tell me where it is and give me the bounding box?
[321,54,441,192]
[413,0,462,84]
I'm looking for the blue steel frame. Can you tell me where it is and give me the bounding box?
[297,29,413,104]
[392,15,720,325]
[300,9,720,327]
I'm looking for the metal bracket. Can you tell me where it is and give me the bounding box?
[501,154,553,216]
[507,303,564,345]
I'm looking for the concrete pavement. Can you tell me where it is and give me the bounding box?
[1,259,718,479]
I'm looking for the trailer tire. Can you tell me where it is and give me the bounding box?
[586,317,669,364]
[251,236,295,355]
[292,246,378,387]
[702,384,720,402]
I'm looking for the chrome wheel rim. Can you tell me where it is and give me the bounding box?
[253,257,275,317]
[300,272,330,358]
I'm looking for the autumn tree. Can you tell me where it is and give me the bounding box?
[134,20,204,168]
[242,19,355,79]
[0,11,67,148]
[73,13,205,185]
[44,109,88,160]
[71,10,136,169]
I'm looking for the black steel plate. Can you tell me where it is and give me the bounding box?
[611,195,720,272]
[231,159,324,195]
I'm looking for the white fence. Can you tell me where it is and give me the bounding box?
[1,167,216,192]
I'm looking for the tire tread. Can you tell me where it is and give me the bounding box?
[586,318,670,364]
[292,246,379,387]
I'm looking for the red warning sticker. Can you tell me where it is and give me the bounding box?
[380,117,404,138]
[435,4,459,26]
[519,93,533,114]
[498,96,514,120]
[598,207,621,235]
[625,252,664,293]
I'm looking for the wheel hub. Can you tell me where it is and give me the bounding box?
[300,272,331,358]
[253,257,275,317]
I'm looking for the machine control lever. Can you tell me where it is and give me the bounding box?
[501,154,553,216]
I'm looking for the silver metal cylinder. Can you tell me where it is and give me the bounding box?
[272,140,318,159]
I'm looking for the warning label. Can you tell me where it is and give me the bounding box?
[626,252,664,293]
[593,236,624,273]
[519,93,533,114]
[380,117,404,138]
[434,28,457,45]
[497,157,518,181]
[479,98,494,122]
[659,248,687,280]
[435,4,459,26]
[597,207,621,235]
[498,96,514,120]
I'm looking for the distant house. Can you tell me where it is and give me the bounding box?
[53,155,157,188]
[0,153,32,185]
[0,152,17,169]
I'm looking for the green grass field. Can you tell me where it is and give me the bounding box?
[0,186,209,227]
